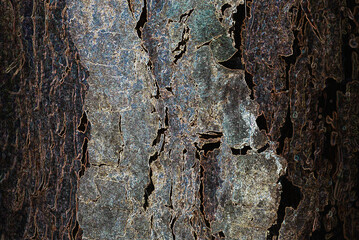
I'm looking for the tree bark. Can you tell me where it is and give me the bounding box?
[0,0,88,239]
[1,0,358,239]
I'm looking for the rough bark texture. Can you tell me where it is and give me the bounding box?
[243,0,359,239]
[0,0,89,239]
[1,0,358,239]
[67,0,286,239]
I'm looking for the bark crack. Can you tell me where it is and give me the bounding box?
[172,9,194,64]
[135,0,147,39]
[219,3,246,69]
[79,138,89,177]
[267,175,302,239]
[170,215,177,240]
[173,26,190,64]
[143,107,168,211]
[230,145,252,155]
[118,115,124,166]
[77,111,88,133]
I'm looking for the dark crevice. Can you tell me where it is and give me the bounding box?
[198,131,223,139]
[179,9,194,23]
[256,113,269,133]
[165,87,173,93]
[221,4,231,15]
[118,116,124,166]
[71,219,80,239]
[170,216,177,240]
[153,81,161,99]
[172,9,193,64]
[79,138,89,177]
[276,107,293,155]
[201,142,221,156]
[143,155,155,211]
[118,115,122,132]
[257,143,269,153]
[59,125,66,137]
[231,145,252,155]
[147,60,153,70]
[245,71,255,99]
[319,78,342,119]
[219,3,246,69]
[98,164,109,167]
[193,231,198,240]
[318,78,341,179]
[145,109,168,210]
[152,128,166,146]
[144,136,163,210]
[173,26,190,64]
[218,4,230,22]
[195,150,200,161]
[165,107,169,127]
[165,185,174,209]
[77,111,88,133]
[135,0,147,39]
[267,175,302,240]
[218,231,225,238]
[196,39,212,49]
[149,152,159,165]
[127,0,134,15]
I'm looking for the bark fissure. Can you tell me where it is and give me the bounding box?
[135,0,147,39]
[173,26,190,64]
[230,145,252,155]
[79,138,89,177]
[170,216,177,240]
[276,106,293,155]
[77,111,88,133]
[219,3,246,69]
[144,109,168,211]
[267,175,302,240]
[143,153,156,211]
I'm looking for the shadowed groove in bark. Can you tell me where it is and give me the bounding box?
[276,106,293,155]
[135,0,147,39]
[219,3,246,69]
[231,145,252,155]
[170,216,177,240]
[79,138,89,177]
[267,175,302,240]
[173,9,193,64]
[256,113,268,133]
[143,152,157,211]
[78,111,88,133]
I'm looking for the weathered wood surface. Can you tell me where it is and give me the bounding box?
[1,0,358,239]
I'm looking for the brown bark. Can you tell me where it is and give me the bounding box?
[0,1,88,239]
[1,0,358,239]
